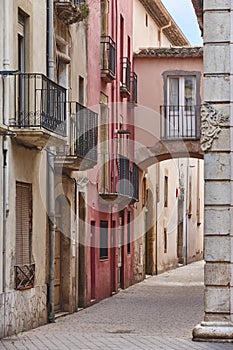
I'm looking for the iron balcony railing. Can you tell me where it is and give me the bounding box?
[128,72,137,105]
[160,105,201,140]
[58,102,98,162]
[118,155,139,201]
[8,73,66,136]
[15,263,35,290]
[100,36,116,82]
[120,57,131,97]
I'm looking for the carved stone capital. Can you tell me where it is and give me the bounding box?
[200,103,229,152]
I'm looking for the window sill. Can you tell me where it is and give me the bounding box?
[16,285,34,291]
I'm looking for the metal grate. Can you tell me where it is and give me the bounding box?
[15,264,35,290]
[100,36,116,80]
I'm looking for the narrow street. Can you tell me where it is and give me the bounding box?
[1,261,232,350]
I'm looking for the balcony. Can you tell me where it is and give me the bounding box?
[8,73,66,148]
[160,105,201,140]
[55,102,98,171]
[100,36,116,83]
[120,57,131,98]
[128,72,137,106]
[54,0,87,25]
[99,155,139,203]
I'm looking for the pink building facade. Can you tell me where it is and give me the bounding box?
[82,0,139,306]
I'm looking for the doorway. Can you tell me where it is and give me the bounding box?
[90,221,96,301]
[118,212,124,289]
[54,195,71,313]
[78,192,86,308]
[110,220,116,294]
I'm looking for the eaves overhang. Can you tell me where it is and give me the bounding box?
[138,0,190,46]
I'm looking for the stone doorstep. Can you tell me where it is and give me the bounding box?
[54,311,69,320]
[193,322,233,343]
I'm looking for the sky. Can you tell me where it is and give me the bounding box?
[161,0,203,46]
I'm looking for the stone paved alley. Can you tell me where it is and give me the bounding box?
[1,261,232,350]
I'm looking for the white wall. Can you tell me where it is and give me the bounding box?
[133,0,172,52]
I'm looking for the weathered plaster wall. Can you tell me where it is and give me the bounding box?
[0,285,47,338]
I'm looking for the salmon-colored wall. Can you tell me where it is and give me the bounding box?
[134,56,203,146]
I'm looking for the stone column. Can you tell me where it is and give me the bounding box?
[193,0,233,342]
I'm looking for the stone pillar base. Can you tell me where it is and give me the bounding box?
[193,322,233,343]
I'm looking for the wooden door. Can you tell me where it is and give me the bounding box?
[90,221,96,301]
[118,214,124,289]
[54,230,61,312]
[110,221,116,294]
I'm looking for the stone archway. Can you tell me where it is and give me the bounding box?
[136,139,203,170]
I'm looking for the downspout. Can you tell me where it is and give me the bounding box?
[2,0,10,338]
[159,21,172,47]
[47,0,55,323]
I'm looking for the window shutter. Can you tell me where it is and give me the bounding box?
[18,13,25,37]
[16,182,32,265]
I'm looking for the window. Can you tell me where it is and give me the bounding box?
[145,13,148,27]
[142,177,147,207]
[100,221,108,259]
[164,73,199,138]
[99,93,109,193]
[79,76,84,105]
[168,76,196,108]
[127,212,131,254]
[15,182,35,289]
[164,175,168,207]
[101,0,108,36]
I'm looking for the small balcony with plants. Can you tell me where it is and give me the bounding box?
[100,36,116,83]
[7,73,67,148]
[54,0,88,25]
[55,102,98,171]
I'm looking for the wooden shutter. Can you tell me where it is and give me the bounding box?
[16,182,32,265]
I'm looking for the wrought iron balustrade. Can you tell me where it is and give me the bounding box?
[9,73,66,136]
[100,36,116,82]
[15,263,35,290]
[160,105,201,140]
[57,102,98,162]
[118,155,139,201]
[120,57,131,97]
[130,162,139,201]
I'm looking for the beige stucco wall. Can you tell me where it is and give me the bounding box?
[0,0,48,337]
[70,22,87,104]
[147,157,204,274]
[133,0,171,52]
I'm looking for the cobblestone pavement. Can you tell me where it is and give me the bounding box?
[1,261,233,349]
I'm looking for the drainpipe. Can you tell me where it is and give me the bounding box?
[47,0,55,323]
[2,0,10,338]
[159,21,172,47]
